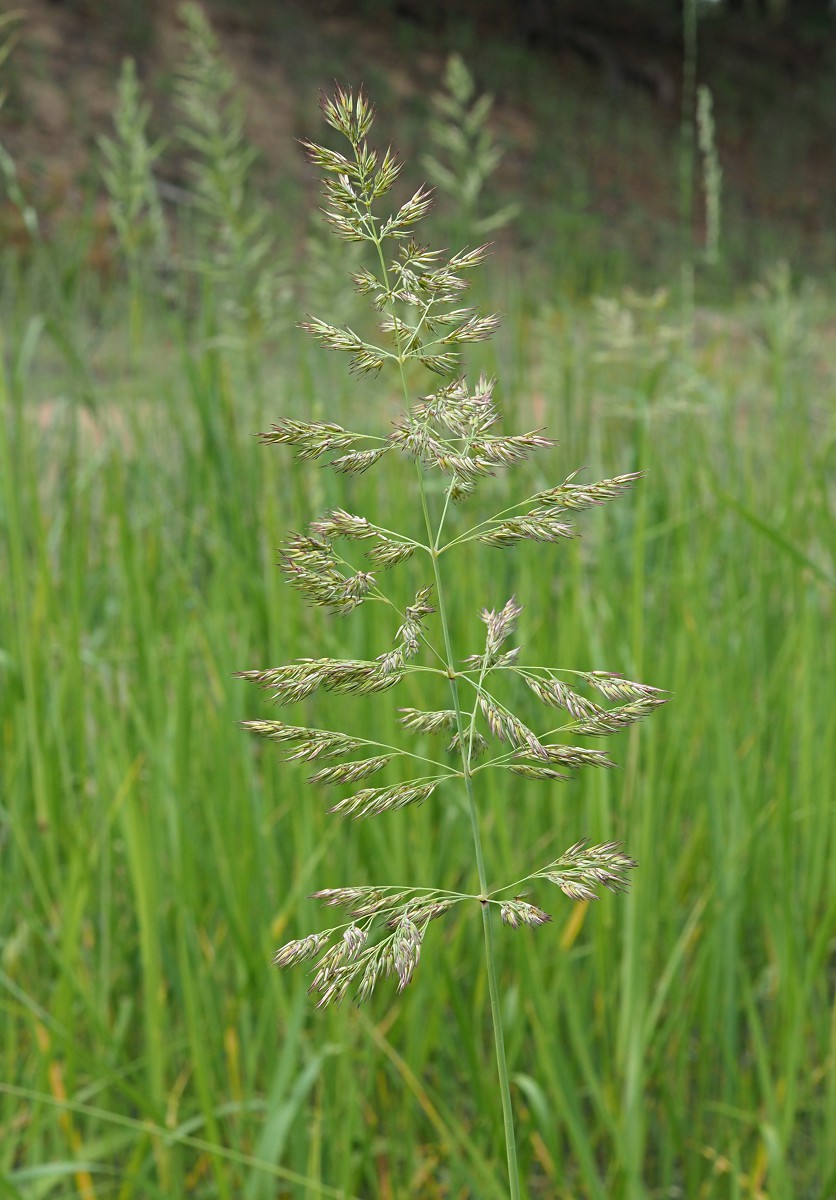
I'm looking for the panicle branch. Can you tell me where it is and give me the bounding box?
[500,900,552,929]
[328,778,443,820]
[481,595,523,660]
[486,840,638,915]
[241,719,366,760]
[280,532,375,612]
[238,658,404,704]
[532,471,644,511]
[529,840,639,902]
[273,883,465,1005]
[257,418,365,459]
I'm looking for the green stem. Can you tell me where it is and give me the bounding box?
[369,227,521,1197]
[428,501,522,1200]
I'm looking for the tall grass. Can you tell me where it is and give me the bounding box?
[2,33,835,1200]
[2,248,834,1197]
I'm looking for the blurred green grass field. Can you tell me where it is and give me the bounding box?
[2,7,836,1198]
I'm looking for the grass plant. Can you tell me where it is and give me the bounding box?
[174,3,289,350]
[244,85,665,1196]
[98,57,167,358]
[422,52,518,244]
[1,14,835,1200]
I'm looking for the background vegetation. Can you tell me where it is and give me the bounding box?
[1,2,834,1197]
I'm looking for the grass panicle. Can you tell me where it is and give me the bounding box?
[243,85,664,1196]
[697,83,723,266]
[423,52,519,240]
[98,57,167,352]
[174,2,288,344]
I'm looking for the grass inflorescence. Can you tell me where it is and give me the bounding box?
[242,84,665,1194]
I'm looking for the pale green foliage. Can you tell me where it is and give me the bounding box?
[0,12,37,238]
[0,11,20,113]
[422,52,518,237]
[175,2,288,341]
[592,287,685,367]
[98,58,167,269]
